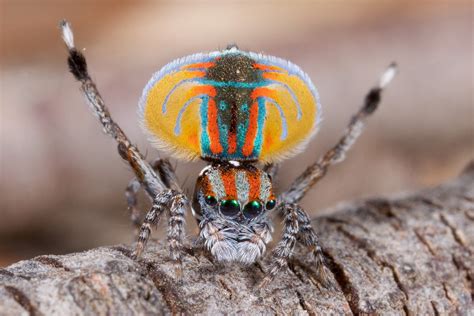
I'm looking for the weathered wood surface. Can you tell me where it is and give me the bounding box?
[1,162,473,315]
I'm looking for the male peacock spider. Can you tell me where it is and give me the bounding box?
[60,20,396,287]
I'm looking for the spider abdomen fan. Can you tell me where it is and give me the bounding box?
[139,47,321,163]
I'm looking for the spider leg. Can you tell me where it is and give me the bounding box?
[292,205,331,287]
[60,21,188,272]
[260,203,329,288]
[280,63,397,204]
[59,20,166,198]
[125,178,142,230]
[167,192,187,275]
[259,204,297,288]
[124,158,181,230]
[152,158,181,191]
[133,190,187,268]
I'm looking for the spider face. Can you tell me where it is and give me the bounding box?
[193,162,276,223]
[192,162,276,263]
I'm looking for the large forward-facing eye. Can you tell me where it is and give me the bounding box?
[243,201,263,219]
[220,199,240,217]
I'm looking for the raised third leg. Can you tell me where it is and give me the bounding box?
[281,63,397,204]
[60,20,167,198]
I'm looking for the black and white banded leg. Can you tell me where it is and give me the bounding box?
[292,205,331,287]
[260,203,328,288]
[125,158,180,230]
[133,190,187,268]
[60,21,188,271]
[281,63,397,204]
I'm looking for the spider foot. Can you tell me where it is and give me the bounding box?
[257,275,272,289]
[310,262,335,290]
[130,246,143,261]
[172,261,184,282]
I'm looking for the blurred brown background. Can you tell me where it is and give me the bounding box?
[1,1,473,266]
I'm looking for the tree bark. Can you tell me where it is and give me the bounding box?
[1,162,473,315]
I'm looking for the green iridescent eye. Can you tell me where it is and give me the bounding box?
[266,199,276,210]
[205,195,217,206]
[220,199,240,217]
[243,200,263,219]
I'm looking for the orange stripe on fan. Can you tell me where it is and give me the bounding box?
[191,85,217,97]
[182,62,215,69]
[253,64,283,72]
[262,72,283,81]
[250,87,276,154]
[242,102,259,156]
[207,99,223,154]
[251,87,276,99]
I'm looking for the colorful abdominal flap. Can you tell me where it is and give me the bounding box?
[139,48,321,163]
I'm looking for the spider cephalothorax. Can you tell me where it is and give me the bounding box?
[193,162,275,263]
[60,20,396,286]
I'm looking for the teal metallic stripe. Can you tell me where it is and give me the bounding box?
[252,97,266,156]
[200,95,211,155]
[199,79,267,89]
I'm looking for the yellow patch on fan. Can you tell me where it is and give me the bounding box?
[258,70,319,162]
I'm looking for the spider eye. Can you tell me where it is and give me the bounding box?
[220,199,240,217]
[266,199,276,210]
[205,195,217,206]
[243,200,263,219]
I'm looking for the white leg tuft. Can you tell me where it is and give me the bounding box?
[379,62,398,89]
[59,19,75,50]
